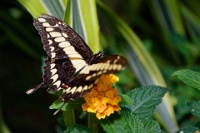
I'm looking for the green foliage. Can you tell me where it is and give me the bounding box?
[2,0,200,132]
[49,98,85,111]
[63,125,91,133]
[101,110,161,133]
[175,126,200,133]
[119,94,134,106]
[187,101,200,120]
[172,69,200,130]
[99,86,166,133]
[122,86,167,118]
[49,85,167,132]
[172,69,200,91]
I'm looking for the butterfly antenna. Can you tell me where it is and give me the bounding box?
[99,31,104,53]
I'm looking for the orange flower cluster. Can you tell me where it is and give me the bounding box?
[82,74,121,119]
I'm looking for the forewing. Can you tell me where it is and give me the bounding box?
[33,14,93,60]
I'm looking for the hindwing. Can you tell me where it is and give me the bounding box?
[42,59,75,92]
[61,55,126,102]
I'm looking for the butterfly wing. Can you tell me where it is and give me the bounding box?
[28,14,126,105]
[27,58,76,94]
[33,14,93,60]
[42,59,76,92]
[61,55,126,102]
[28,14,93,94]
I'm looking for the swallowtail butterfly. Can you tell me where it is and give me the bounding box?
[27,14,126,103]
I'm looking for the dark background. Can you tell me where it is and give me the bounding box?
[0,1,59,133]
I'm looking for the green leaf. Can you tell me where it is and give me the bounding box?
[181,4,200,44]
[64,125,91,133]
[18,0,67,18]
[187,101,200,120]
[123,85,168,118]
[18,0,49,18]
[77,0,100,53]
[150,0,184,64]
[101,110,161,133]
[49,99,63,109]
[175,126,200,133]
[172,69,200,90]
[49,97,85,111]
[119,94,134,106]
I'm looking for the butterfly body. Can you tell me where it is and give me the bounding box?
[28,14,126,103]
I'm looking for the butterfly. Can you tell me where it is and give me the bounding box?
[27,14,126,104]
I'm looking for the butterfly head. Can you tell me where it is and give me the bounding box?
[89,52,104,64]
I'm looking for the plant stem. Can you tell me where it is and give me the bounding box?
[62,109,75,127]
[88,113,98,133]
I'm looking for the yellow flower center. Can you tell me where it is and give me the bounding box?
[82,74,121,119]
